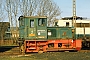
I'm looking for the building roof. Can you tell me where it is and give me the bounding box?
[61,16,87,20]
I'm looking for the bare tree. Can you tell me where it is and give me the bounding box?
[19,0,36,16]
[3,0,61,28]
[4,0,61,26]
[5,0,13,27]
[19,0,61,26]
[4,0,14,44]
[0,0,4,22]
[12,0,19,41]
[36,0,61,26]
[0,0,5,44]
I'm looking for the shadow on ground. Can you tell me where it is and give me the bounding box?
[0,46,18,52]
[81,47,90,50]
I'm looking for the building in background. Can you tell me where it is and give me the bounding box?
[0,22,19,45]
[54,16,90,39]
[0,22,11,40]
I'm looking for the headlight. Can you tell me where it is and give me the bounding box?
[72,29,75,33]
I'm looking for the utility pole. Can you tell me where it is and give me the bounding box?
[73,0,76,27]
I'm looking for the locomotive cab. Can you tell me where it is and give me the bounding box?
[18,16,47,40]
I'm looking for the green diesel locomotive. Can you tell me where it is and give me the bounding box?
[18,16,82,53]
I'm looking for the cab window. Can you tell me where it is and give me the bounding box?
[30,20,34,28]
[38,18,45,26]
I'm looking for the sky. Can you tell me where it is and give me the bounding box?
[53,0,90,18]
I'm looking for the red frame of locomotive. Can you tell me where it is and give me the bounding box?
[25,39,82,52]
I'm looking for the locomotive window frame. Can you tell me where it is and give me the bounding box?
[20,17,24,26]
[21,18,24,26]
[38,18,46,26]
[30,19,34,28]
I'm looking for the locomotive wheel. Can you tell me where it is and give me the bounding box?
[20,44,25,54]
[38,50,44,54]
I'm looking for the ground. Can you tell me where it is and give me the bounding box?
[0,46,90,60]
[0,52,90,60]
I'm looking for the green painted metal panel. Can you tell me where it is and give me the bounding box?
[47,27,75,39]
[59,27,73,39]
[47,27,57,39]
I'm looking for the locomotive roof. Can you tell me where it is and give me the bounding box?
[18,16,47,20]
[24,16,47,18]
[19,16,47,19]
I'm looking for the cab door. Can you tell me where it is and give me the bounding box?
[37,18,47,39]
[26,18,36,39]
